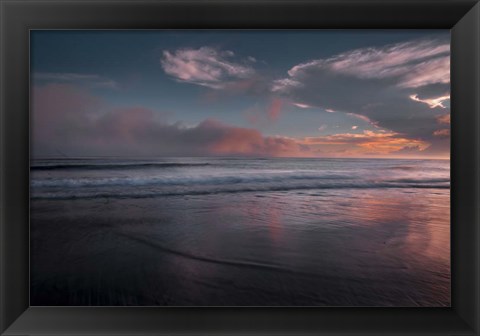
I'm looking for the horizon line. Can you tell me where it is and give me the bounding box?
[30,155,450,161]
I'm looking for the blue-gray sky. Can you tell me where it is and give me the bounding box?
[31,30,450,158]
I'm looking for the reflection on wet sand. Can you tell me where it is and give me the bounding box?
[31,187,449,306]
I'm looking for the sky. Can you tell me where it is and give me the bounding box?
[31,30,450,159]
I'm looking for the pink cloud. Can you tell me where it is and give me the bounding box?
[267,98,283,121]
[433,129,450,137]
[161,47,254,89]
[31,84,103,149]
[242,98,286,127]
[32,84,308,158]
[202,119,306,157]
[437,114,451,124]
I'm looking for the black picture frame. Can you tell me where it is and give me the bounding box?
[1,0,479,335]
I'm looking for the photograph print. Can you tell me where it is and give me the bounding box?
[30,30,450,306]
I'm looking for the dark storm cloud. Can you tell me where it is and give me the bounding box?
[271,38,451,154]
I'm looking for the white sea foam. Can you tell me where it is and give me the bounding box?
[30,157,450,200]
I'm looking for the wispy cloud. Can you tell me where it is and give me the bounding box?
[271,78,303,93]
[284,39,449,90]
[34,72,119,89]
[292,102,312,109]
[347,113,379,127]
[161,47,255,89]
[409,94,450,109]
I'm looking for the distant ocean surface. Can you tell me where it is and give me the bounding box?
[30,157,450,306]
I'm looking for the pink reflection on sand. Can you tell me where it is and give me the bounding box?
[344,189,450,276]
[266,205,283,244]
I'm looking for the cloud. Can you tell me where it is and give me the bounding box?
[243,98,288,127]
[269,37,450,156]
[31,83,104,152]
[300,130,429,156]
[161,47,255,89]
[267,98,283,121]
[33,72,119,89]
[292,102,312,109]
[433,129,450,137]
[437,114,450,124]
[285,39,449,88]
[409,94,450,109]
[271,78,303,93]
[347,113,380,127]
[391,145,425,155]
[202,119,309,157]
[399,56,450,88]
[32,84,308,158]
[34,84,433,159]
[351,126,358,130]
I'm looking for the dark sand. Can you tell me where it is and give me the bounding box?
[31,188,450,306]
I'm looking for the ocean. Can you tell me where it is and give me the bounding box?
[30,157,450,306]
